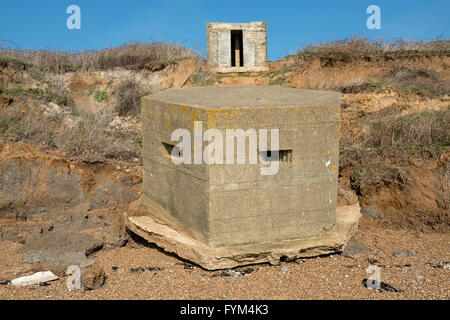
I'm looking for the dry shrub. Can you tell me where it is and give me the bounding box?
[0,41,199,73]
[299,38,383,56]
[62,111,118,160]
[341,109,449,192]
[0,85,73,108]
[342,109,449,164]
[0,56,33,70]
[382,39,450,52]
[340,81,380,94]
[0,103,141,163]
[298,38,450,57]
[340,67,450,97]
[386,67,440,82]
[62,112,142,162]
[368,109,450,152]
[115,79,142,116]
[90,42,198,70]
[190,60,215,86]
[54,110,142,162]
[295,38,450,69]
[383,67,450,97]
[0,102,58,144]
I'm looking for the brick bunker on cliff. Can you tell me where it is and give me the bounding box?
[126,85,361,270]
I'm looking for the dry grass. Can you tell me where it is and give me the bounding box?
[0,104,142,163]
[368,109,450,152]
[62,111,134,162]
[0,87,72,106]
[297,38,450,57]
[62,110,141,162]
[187,59,216,86]
[115,79,142,116]
[342,109,449,162]
[292,38,450,69]
[340,67,450,97]
[341,109,449,191]
[0,41,200,73]
[383,67,450,97]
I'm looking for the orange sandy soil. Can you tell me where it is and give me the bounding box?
[1,221,448,300]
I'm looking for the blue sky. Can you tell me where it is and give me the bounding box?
[0,0,448,61]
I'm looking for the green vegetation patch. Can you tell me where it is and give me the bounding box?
[0,56,33,70]
[94,90,108,102]
[0,86,70,105]
[0,115,22,139]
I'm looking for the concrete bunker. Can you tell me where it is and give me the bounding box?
[207,22,268,73]
[128,86,361,270]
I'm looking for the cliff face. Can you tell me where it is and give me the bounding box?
[0,143,141,274]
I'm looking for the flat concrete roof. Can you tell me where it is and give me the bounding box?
[146,86,340,109]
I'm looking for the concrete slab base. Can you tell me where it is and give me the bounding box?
[126,204,361,270]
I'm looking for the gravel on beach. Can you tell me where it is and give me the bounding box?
[0,222,448,300]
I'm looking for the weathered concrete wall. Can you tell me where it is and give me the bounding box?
[207,22,268,73]
[141,100,211,244]
[142,86,341,248]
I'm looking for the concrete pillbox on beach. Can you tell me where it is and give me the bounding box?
[141,85,341,249]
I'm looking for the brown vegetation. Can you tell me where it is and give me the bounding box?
[115,79,143,116]
[0,41,200,73]
[296,38,450,60]
[0,98,141,163]
[341,67,450,97]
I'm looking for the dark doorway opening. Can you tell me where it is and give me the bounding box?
[231,30,244,67]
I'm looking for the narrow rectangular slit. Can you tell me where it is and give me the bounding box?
[259,150,293,163]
